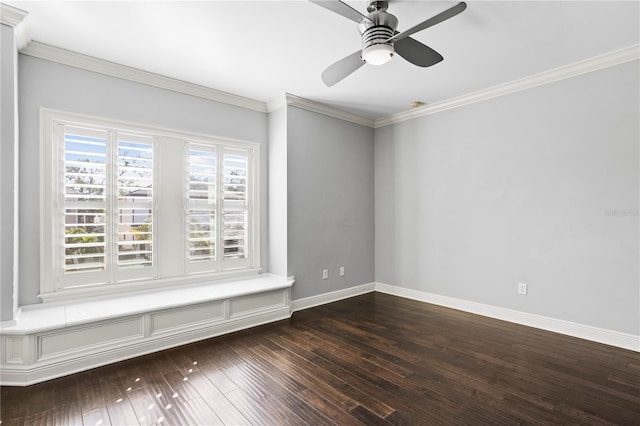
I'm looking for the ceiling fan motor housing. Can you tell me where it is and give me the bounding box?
[359,6,398,64]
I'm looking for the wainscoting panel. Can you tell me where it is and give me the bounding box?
[150,301,225,336]
[230,289,289,318]
[0,274,293,386]
[37,316,145,361]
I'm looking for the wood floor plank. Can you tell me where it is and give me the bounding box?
[52,403,84,426]
[82,406,111,426]
[257,337,365,415]
[164,370,250,425]
[229,340,345,425]
[1,384,29,421]
[1,292,639,425]
[220,341,325,425]
[0,416,24,426]
[183,397,223,425]
[275,332,397,418]
[23,408,55,426]
[96,369,139,426]
[127,385,178,426]
[223,388,292,426]
[105,397,139,426]
[350,404,392,426]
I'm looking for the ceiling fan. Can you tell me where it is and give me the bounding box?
[309,0,467,86]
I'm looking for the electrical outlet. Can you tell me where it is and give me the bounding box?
[322,269,328,280]
[340,267,345,277]
[518,282,527,295]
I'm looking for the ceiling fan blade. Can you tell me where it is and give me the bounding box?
[395,37,443,67]
[387,2,467,44]
[321,50,365,87]
[308,0,372,24]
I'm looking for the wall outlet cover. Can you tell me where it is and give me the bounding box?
[518,282,527,295]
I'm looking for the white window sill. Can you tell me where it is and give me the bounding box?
[1,273,294,335]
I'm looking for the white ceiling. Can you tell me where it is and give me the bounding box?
[6,1,640,119]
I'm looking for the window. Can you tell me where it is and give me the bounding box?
[41,110,260,300]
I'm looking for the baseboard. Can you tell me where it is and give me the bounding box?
[375,283,639,352]
[292,283,376,312]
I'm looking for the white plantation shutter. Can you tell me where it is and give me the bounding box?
[222,148,250,267]
[56,123,156,288]
[187,144,217,272]
[186,144,252,272]
[116,134,154,278]
[42,110,259,298]
[62,126,108,283]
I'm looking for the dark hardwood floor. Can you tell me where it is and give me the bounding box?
[1,292,639,425]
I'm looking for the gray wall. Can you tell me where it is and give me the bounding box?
[288,107,375,301]
[17,55,269,306]
[375,61,640,335]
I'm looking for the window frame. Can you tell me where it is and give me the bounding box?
[40,109,261,302]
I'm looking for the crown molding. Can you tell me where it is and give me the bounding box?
[1,3,30,49]
[14,37,638,128]
[375,43,640,128]
[282,93,375,128]
[20,41,268,113]
[0,3,28,27]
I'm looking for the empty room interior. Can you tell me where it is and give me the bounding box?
[1,0,639,424]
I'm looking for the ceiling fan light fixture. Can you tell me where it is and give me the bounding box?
[362,43,394,65]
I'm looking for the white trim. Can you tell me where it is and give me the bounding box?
[1,274,293,386]
[291,282,376,312]
[0,3,30,51]
[0,3,28,27]
[40,107,261,149]
[0,307,291,386]
[17,39,639,127]
[266,93,287,113]
[375,44,640,128]
[277,93,376,128]
[21,41,268,113]
[375,283,640,352]
[271,45,639,128]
